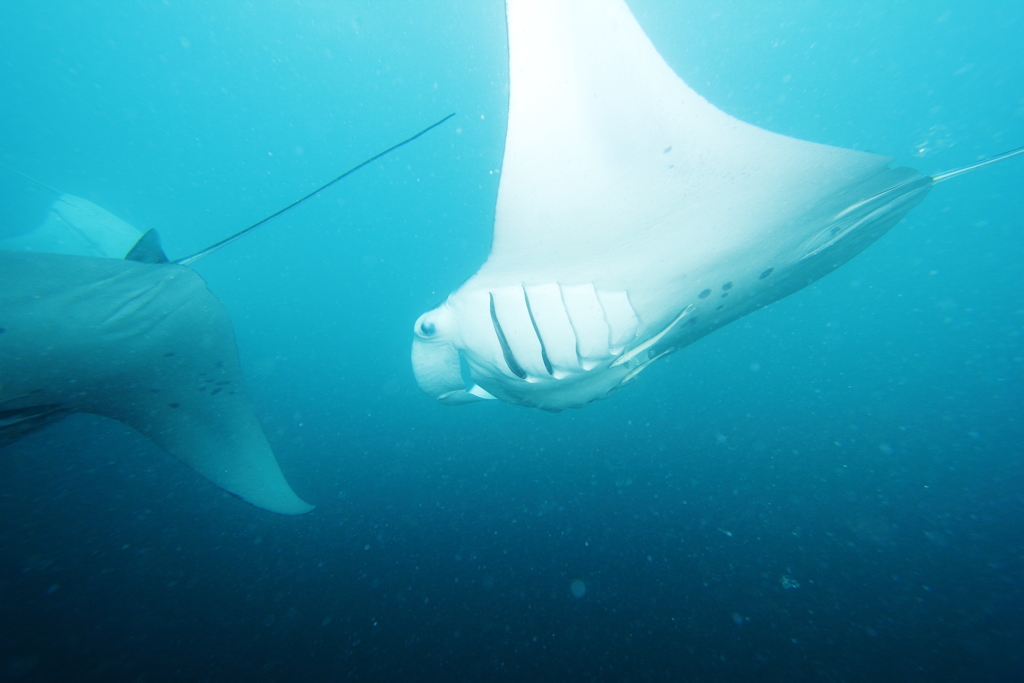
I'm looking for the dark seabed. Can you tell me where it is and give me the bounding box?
[1,1,1022,681]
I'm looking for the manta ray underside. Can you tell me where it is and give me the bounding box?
[411,0,1023,411]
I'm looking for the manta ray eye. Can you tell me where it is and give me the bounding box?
[419,321,436,336]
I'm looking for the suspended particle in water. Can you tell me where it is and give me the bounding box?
[570,579,587,599]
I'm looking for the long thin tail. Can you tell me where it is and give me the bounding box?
[931,144,1024,183]
[844,143,1024,212]
[174,113,455,266]
[0,163,62,195]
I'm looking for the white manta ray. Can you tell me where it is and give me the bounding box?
[411,0,1022,411]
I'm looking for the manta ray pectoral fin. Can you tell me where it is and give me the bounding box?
[92,262,313,514]
[136,389,315,515]
[0,251,313,515]
[0,190,143,258]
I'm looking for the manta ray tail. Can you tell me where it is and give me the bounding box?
[174,112,455,266]
[931,144,1024,183]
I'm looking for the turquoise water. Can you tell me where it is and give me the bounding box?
[1,2,1022,680]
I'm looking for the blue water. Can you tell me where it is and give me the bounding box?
[2,1,1022,680]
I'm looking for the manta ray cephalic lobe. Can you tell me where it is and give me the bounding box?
[410,0,1022,412]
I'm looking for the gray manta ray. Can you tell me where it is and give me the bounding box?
[0,249,314,514]
[1,115,452,513]
[411,0,1023,412]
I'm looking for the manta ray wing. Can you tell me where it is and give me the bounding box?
[412,0,933,411]
[0,190,145,259]
[0,250,313,515]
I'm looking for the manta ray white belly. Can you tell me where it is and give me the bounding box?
[411,0,937,411]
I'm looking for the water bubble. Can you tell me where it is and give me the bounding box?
[913,124,953,157]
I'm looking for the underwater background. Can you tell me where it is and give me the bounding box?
[1,1,1022,680]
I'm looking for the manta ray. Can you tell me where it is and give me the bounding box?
[411,0,1023,411]
[0,248,316,515]
[0,116,451,514]
[0,185,315,514]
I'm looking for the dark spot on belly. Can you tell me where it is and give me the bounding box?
[168,403,180,409]
[0,328,6,334]
[722,282,733,291]
[716,305,724,310]
[164,352,175,357]
[211,388,222,395]
[759,267,775,279]
[685,317,699,326]
[698,289,711,299]
[721,292,729,298]
[663,146,672,154]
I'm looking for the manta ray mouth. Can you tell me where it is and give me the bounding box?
[413,281,688,409]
